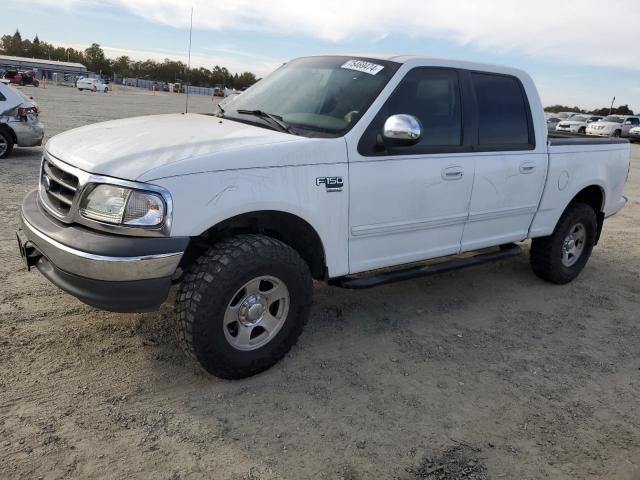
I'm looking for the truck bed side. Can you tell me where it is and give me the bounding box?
[529,135,630,238]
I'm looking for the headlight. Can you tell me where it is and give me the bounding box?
[80,184,165,227]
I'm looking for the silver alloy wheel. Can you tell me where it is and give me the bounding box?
[0,135,7,157]
[223,275,290,351]
[561,223,586,267]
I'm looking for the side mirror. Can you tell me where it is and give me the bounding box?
[382,114,422,146]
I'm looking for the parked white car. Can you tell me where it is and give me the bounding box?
[586,115,623,137]
[555,114,603,134]
[0,80,44,158]
[17,55,630,378]
[77,77,109,93]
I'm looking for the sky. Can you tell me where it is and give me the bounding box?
[2,0,639,111]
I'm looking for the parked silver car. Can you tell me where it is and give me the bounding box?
[621,116,640,138]
[0,80,44,158]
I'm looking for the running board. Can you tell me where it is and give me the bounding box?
[330,243,522,289]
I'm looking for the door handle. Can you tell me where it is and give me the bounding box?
[519,161,536,174]
[442,166,464,181]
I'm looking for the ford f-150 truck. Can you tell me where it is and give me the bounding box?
[16,55,630,379]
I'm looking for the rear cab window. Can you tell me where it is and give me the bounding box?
[470,72,534,150]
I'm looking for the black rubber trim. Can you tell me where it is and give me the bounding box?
[22,189,190,257]
[548,132,629,146]
[35,255,172,312]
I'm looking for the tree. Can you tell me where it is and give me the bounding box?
[0,29,259,87]
[84,43,110,75]
[112,56,131,77]
[544,105,584,114]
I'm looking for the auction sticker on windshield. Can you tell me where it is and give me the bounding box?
[341,59,384,75]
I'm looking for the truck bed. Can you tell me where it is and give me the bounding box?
[548,131,629,146]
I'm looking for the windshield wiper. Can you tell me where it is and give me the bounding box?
[236,109,293,134]
[216,103,225,117]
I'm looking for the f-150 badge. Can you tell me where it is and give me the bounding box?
[316,177,344,192]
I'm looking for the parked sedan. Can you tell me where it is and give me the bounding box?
[629,126,640,143]
[586,115,625,137]
[77,77,109,93]
[555,115,603,134]
[0,80,44,158]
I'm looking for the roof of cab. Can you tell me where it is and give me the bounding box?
[304,53,528,77]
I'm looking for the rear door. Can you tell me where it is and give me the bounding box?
[460,72,547,251]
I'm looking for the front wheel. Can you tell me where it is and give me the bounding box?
[530,202,597,284]
[175,234,313,379]
[613,130,621,138]
[104,87,108,93]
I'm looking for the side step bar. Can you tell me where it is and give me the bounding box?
[330,243,522,289]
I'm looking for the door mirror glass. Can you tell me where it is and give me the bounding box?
[382,114,422,146]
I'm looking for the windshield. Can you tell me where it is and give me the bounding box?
[220,56,401,137]
[602,116,623,123]
[571,115,588,122]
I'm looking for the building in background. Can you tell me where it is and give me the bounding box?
[0,55,87,80]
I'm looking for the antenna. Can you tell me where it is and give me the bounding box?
[185,6,194,114]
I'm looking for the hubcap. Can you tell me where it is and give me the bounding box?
[561,223,586,267]
[0,136,7,156]
[223,275,289,351]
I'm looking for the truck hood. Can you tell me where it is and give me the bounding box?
[45,113,301,180]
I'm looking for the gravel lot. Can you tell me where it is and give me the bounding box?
[1,84,639,480]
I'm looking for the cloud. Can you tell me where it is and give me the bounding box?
[30,0,640,69]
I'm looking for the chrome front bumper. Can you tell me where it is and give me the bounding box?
[20,214,182,282]
[17,190,190,312]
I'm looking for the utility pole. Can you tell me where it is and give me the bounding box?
[609,96,615,116]
[185,7,193,114]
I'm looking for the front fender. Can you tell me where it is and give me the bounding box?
[153,164,350,277]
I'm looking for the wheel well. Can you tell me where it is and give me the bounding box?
[182,211,327,279]
[570,185,605,244]
[0,124,17,143]
[572,185,604,213]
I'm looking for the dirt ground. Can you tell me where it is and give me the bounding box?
[1,84,639,480]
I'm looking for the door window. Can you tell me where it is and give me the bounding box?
[358,68,463,155]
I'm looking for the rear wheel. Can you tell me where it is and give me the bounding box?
[175,234,313,379]
[104,87,108,93]
[530,202,597,284]
[0,129,14,159]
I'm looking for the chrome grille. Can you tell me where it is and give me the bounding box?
[40,155,80,217]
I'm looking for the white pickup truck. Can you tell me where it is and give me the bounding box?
[17,55,630,378]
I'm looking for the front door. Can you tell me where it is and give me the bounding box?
[347,67,475,274]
